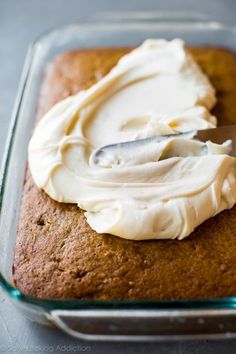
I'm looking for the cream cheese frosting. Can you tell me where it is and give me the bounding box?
[28,39,236,240]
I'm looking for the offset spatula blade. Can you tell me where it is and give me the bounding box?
[195,125,236,155]
[91,125,236,166]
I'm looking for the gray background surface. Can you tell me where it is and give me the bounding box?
[0,0,236,353]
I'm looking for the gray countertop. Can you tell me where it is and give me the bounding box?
[1,0,236,352]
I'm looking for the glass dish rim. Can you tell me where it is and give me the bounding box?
[1,15,236,312]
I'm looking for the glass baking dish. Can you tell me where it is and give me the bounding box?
[1,12,236,341]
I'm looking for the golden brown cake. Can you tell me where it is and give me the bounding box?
[13,47,236,300]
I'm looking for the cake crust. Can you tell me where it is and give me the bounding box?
[13,47,236,300]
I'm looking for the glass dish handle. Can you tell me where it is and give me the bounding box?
[93,11,217,25]
[50,308,236,340]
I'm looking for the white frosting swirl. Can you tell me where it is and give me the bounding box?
[28,39,236,240]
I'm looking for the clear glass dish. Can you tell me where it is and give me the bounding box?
[1,12,236,341]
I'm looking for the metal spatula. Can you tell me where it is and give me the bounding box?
[91,125,236,166]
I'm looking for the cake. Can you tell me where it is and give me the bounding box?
[13,46,236,300]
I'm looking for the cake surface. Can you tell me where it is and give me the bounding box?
[13,47,236,300]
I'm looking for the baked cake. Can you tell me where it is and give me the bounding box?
[13,47,236,300]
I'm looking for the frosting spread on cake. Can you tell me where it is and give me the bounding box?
[28,39,236,240]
